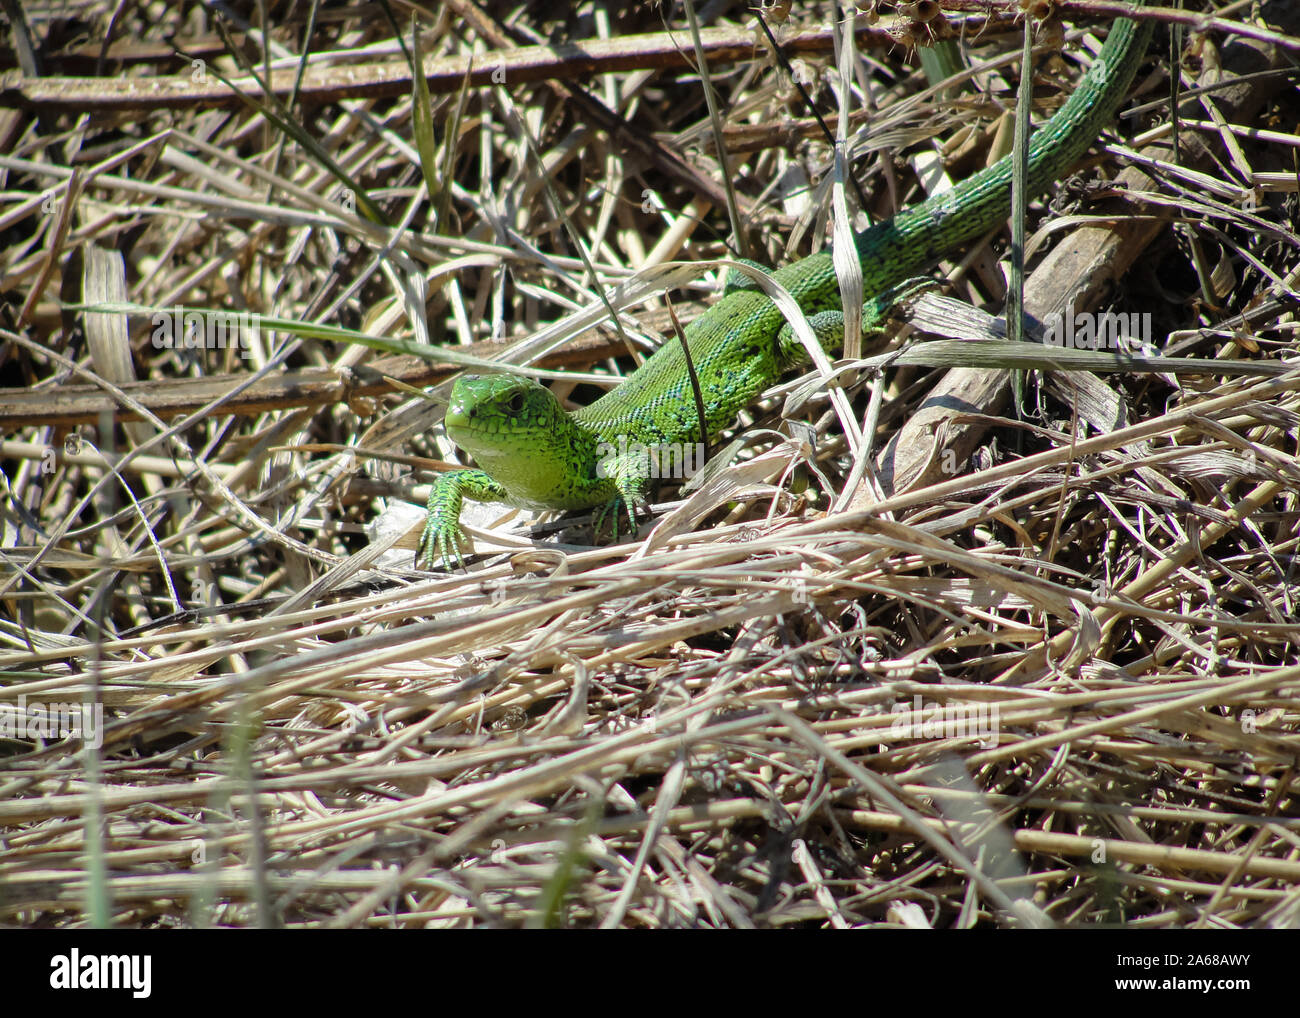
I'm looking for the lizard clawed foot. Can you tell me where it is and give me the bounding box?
[870,276,943,322]
[591,492,646,544]
[416,516,468,572]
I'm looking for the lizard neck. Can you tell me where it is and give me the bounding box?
[454,406,601,510]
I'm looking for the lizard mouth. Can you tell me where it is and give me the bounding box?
[444,394,484,435]
[444,407,516,454]
[443,373,484,431]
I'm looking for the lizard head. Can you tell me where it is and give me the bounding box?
[445,373,590,508]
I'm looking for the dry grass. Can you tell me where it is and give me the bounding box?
[1,0,1299,928]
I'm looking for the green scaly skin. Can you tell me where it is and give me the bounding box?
[419,7,1151,569]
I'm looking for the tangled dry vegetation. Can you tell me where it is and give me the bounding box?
[1,1,1299,929]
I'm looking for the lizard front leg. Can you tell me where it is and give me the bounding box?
[417,468,508,570]
[590,443,654,542]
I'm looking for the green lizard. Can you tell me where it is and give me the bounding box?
[417,6,1152,570]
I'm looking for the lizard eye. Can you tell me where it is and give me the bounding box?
[506,392,525,414]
